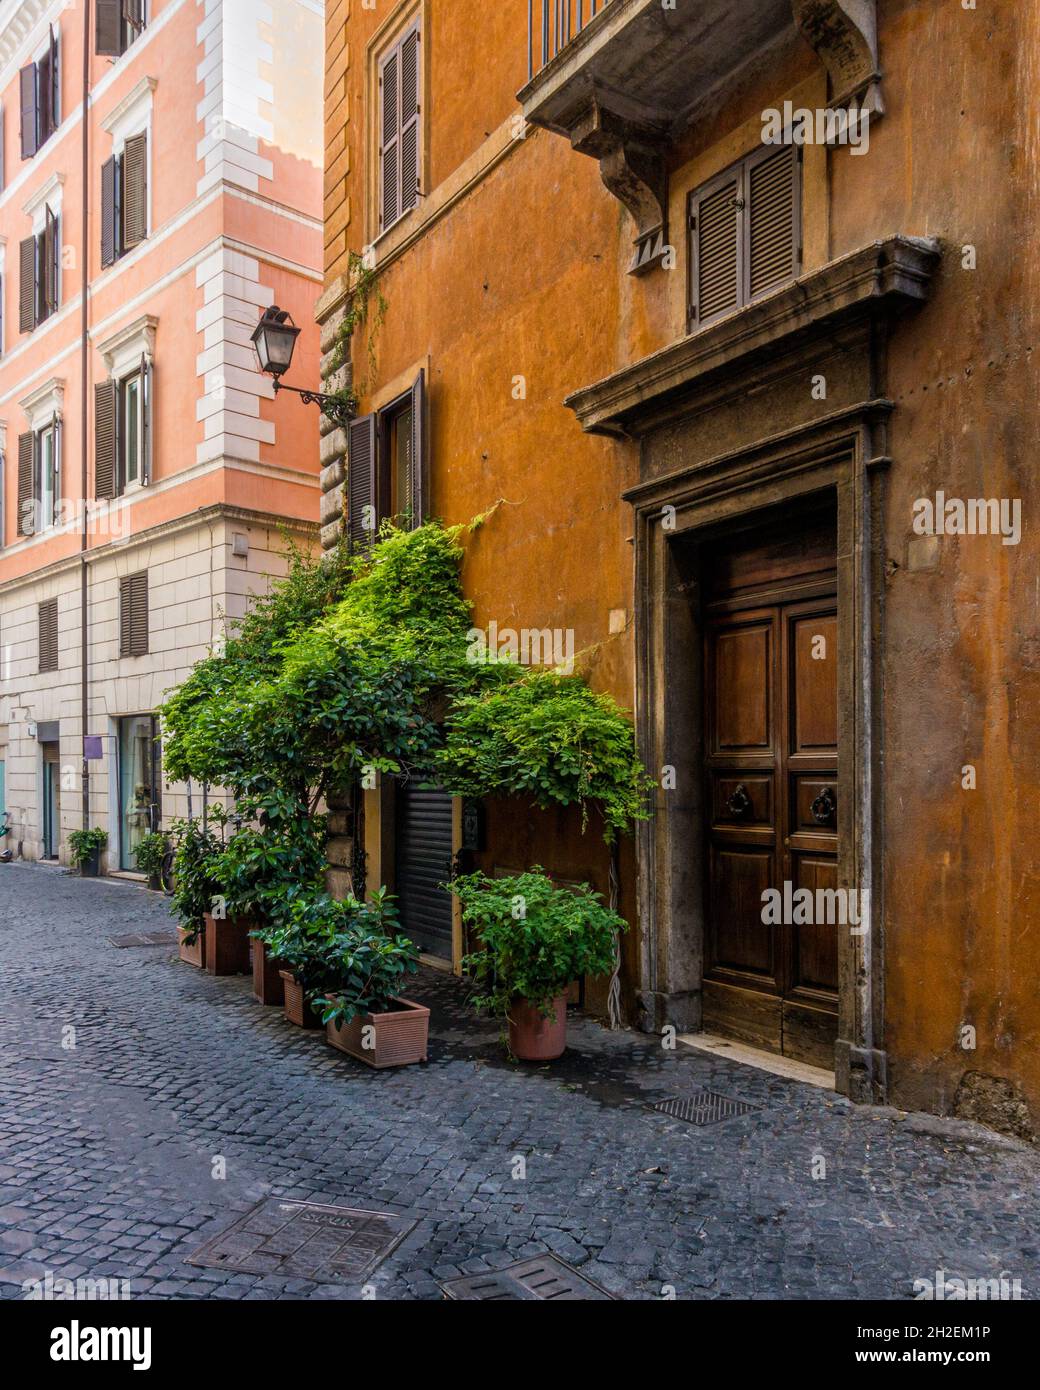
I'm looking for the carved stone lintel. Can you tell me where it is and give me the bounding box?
[571,96,669,276]
[792,0,879,102]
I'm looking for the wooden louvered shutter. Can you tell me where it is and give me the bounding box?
[120,572,148,657]
[399,26,420,217]
[39,599,58,672]
[689,168,741,330]
[347,414,377,552]
[18,432,35,537]
[19,64,37,160]
[123,133,147,249]
[96,0,122,55]
[379,47,400,233]
[43,207,57,317]
[101,154,118,266]
[19,236,36,332]
[141,354,152,484]
[409,369,425,528]
[53,415,62,508]
[745,144,799,302]
[94,380,118,500]
[49,25,59,134]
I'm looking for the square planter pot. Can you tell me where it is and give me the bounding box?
[325,996,430,1069]
[279,971,322,1029]
[178,927,204,968]
[252,939,284,1005]
[80,848,102,878]
[204,913,251,976]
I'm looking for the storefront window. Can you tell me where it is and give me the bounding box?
[118,715,160,871]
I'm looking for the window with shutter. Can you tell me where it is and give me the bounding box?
[96,0,123,56]
[120,572,149,657]
[42,207,58,320]
[19,64,37,160]
[18,431,35,537]
[101,155,118,267]
[347,414,377,552]
[408,368,426,528]
[38,599,58,673]
[19,236,36,333]
[687,145,801,332]
[745,145,799,301]
[377,20,422,235]
[95,381,118,500]
[122,133,148,249]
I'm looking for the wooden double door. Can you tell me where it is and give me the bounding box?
[701,521,839,1068]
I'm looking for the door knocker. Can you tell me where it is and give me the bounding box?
[810,786,837,825]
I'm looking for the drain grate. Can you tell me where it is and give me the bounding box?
[187,1199,415,1284]
[648,1090,759,1126]
[441,1256,613,1301]
[108,930,180,948]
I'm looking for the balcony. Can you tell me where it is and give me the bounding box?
[520,1,880,275]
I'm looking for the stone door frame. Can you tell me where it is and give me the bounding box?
[625,402,891,1102]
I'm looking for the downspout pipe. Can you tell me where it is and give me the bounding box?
[79,1,91,839]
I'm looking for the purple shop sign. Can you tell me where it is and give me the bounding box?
[83,737,104,761]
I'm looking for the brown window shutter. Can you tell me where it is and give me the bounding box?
[18,431,35,537]
[689,171,741,329]
[94,380,118,500]
[39,599,58,673]
[19,235,36,332]
[122,133,147,249]
[19,64,37,159]
[96,0,123,56]
[379,47,399,233]
[347,414,377,552]
[49,25,59,137]
[101,154,118,266]
[399,27,420,217]
[408,368,426,528]
[120,572,148,657]
[746,144,800,302]
[43,207,58,316]
[141,354,153,484]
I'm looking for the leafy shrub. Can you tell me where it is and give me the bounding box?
[297,888,421,1026]
[133,832,167,879]
[440,670,654,841]
[169,816,225,941]
[453,867,626,1017]
[68,828,108,868]
[215,791,327,932]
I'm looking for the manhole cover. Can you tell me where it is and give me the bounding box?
[108,931,179,948]
[187,1200,415,1283]
[648,1090,759,1126]
[441,1256,613,1301]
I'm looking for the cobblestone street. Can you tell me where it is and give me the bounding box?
[1,862,1038,1302]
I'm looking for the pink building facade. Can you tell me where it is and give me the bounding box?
[0,0,324,869]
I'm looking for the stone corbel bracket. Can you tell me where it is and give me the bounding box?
[792,0,882,114]
[571,96,669,277]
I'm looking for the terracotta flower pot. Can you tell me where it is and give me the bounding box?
[178,927,204,968]
[326,996,430,1068]
[252,938,284,1005]
[508,994,568,1061]
[204,913,251,976]
[279,971,322,1029]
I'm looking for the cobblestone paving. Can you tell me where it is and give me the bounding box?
[1,862,1039,1301]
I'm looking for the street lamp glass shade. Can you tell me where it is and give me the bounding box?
[251,311,300,377]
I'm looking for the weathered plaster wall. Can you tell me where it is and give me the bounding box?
[322,0,1040,1120]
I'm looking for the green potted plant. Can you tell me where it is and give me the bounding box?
[133,831,168,892]
[266,900,341,1029]
[214,796,327,1004]
[68,828,108,878]
[309,890,428,1067]
[452,867,627,1061]
[169,816,224,967]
